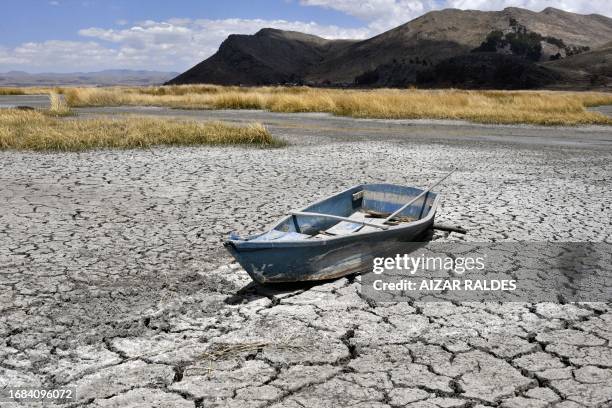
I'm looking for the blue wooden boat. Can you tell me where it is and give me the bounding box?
[224,182,442,284]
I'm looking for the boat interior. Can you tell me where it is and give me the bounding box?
[251,184,437,242]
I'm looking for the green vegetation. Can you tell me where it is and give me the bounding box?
[473,28,543,61]
[505,31,543,61]
[473,18,587,62]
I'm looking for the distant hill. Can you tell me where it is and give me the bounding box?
[167,7,612,89]
[543,42,612,86]
[0,70,179,87]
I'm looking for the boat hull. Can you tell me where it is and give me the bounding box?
[224,215,435,284]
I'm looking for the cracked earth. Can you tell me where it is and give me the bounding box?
[1,106,611,407]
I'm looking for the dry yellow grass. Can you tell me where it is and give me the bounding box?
[0,88,28,95]
[58,86,612,126]
[0,109,278,151]
[0,86,63,95]
[48,93,72,116]
[3,84,611,125]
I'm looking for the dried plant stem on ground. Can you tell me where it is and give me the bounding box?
[200,337,306,362]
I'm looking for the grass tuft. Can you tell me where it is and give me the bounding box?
[0,109,280,151]
[47,93,72,117]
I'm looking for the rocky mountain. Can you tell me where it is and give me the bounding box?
[167,7,612,89]
[0,70,178,87]
[167,29,354,86]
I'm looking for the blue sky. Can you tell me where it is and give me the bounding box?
[1,0,610,73]
[1,1,360,47]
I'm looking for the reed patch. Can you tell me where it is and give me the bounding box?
[58,86,612,126]
[0,109,279,151]
[3,85,611,125]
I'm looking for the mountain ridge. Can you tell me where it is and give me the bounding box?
[0,69,179,87]
[168,7,612,88]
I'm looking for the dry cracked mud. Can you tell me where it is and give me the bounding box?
[1,107,611,407]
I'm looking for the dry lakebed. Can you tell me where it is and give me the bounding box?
[1,101,611,407]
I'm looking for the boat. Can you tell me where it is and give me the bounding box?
[224,182,443,284]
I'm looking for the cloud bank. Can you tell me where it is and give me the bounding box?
[0,18,369,73]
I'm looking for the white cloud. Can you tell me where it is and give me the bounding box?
[0,41,118,69]
[49,1,60,6]
[79,18,370,49]
[301,0,436,32]
[301,0,612,32]
[0,18,370,73]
